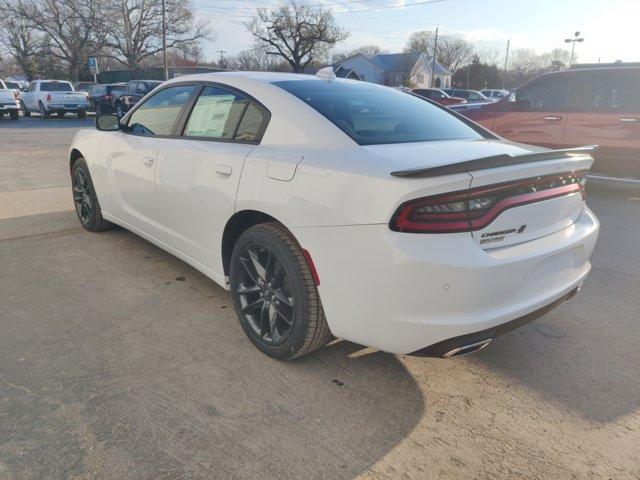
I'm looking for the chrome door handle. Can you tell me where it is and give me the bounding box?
[620,118,638,123]
[142,156,154,167]
[544,116,562,121]
[216,164,233,175]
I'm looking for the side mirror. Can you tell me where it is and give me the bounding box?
[96,114,120,131]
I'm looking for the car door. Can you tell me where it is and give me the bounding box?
[492,75,570,147]
[563,70,640,176]
[24,82,37,109]
[104,84,197,235]
[153,84,269,272]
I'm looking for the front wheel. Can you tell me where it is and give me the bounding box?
[230,223,331,360]
[116,103,124,118]
[39,102,49,119]
[71,157,114,232]
[21,101,30,117]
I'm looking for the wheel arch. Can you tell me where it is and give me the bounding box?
[221,210,299,277]
[69,148,84,173]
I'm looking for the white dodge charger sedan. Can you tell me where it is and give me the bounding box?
[68,71,599,360]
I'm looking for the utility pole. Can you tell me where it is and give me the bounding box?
[502,38,510,90]
[430,26,439,87]
[564,31,584,67]
[162,0,168,80]
[217,50,227,68]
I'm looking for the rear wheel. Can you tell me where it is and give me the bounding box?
[230,223,331,360]
[116,103,124,118]
[9,109,19,120]
[77,109,86,119]
[71,157,114,232]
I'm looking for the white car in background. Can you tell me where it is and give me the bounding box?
[21,79,89,119]
[0,79,20,120]
[480,89,511,100]
[68,71,599,360]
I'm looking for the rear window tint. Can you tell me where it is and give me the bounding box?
[41,82,73,92]
[273,80,484,146]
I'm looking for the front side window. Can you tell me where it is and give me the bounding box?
[514,76,570,111]
[127,85,195,136]
[274,80,485,145]
[183,86,266,141]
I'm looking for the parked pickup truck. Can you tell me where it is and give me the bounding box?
[21,80,89,119]
[0,80,20,120]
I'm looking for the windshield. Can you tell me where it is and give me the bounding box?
[273,80,484,145]
[41,82,73,92]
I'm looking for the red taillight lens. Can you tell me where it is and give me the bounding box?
[46,94,52,101]
[13,90,19,100]
[104,95,112,101]
[390,171,587,234]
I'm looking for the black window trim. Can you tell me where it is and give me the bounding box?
[120,80,271,145]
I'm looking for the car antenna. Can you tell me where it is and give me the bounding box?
[316,67,336,82]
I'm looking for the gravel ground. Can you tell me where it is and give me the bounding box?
[1,116,638,480]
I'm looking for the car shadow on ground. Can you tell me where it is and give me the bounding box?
[0,225,425,479]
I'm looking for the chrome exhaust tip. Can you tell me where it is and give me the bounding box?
[441,338,492,358]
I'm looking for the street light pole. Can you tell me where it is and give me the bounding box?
[564,31,584,67]
[162,0,168,80]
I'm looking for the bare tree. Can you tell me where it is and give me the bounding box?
[5,0,103,81]
[227,46,287,72]
[247,0,349,73]
[405,30,434,55]
[548,48,571,70]
[332,44,387,63]
[0,10,40,79]
[436,36,475,72]
[405,30,474,72]
[100,0,211,71]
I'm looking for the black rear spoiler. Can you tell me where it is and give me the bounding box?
[390,145,598,179]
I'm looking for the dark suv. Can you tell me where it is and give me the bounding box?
[87,83,127,114]
[114,80,162,117]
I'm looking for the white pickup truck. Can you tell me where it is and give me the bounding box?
[21,80,89,119]
[0,79,20,120]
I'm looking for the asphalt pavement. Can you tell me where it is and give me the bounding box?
[1,116,639,480]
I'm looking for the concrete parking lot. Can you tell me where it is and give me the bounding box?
[0,116,639,480]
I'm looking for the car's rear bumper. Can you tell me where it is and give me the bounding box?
[47,103,88,112]
[291,206,599,355]
[0,103,19,111]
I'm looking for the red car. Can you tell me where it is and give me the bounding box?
[458,67,640,178]
[412,88,467,106]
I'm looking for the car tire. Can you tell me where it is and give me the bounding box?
[230,222,332,360]
[77,109,86,119]
[71,157,114,232]
[39,102,49,119]
[9,109,19,120]
[116,103,124,118]
[21,102,30,117]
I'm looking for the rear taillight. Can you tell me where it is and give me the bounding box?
[13,90,19,100]
[104,95,112,101]
[390,171,587,233]
[46,94,52,101]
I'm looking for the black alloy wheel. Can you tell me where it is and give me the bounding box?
[229,223,332,360]
[72,167,94,226]
[235,244,296,346]
[70,158,114,232]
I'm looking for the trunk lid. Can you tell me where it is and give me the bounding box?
[50,92,87,104]
[466,148,593,249]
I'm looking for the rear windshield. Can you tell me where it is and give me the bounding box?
[41,82,73,92]
[274,80,484,145]
[4,82,20,89]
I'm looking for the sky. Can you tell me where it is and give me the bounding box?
[192,0,639,65]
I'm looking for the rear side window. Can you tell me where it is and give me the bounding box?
[183,86,266,142]
[564,72,640,113]
[274,80,484,145]
[40,82,73,92]
[127,85,196,136]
